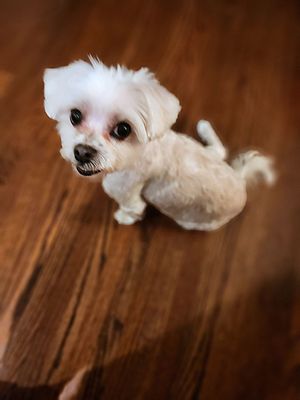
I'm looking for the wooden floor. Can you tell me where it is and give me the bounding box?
[0,0,299,399]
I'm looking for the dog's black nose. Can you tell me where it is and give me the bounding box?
[74,144,97,163]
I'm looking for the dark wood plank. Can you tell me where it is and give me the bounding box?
[0,0,299,399]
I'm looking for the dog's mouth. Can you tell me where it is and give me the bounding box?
[76,165,101,176]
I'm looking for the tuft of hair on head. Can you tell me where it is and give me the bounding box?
[87,54,107,70]
[231,150,277,187]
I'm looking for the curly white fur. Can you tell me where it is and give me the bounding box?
[43,58,276,231]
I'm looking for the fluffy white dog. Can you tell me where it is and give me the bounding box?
[43,58,275,231]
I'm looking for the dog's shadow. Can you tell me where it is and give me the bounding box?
[72,184,206,238]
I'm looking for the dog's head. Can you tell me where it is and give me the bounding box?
[43,58,181,176]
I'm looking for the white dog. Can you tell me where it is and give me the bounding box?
[43,58,275,231]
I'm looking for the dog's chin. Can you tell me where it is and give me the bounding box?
[76,165,101,176]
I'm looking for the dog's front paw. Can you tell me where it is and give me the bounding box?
[114,209,141,225]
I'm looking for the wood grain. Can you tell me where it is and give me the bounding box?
[0,0,299,399]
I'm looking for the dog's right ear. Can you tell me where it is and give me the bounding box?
[43,60,92,120]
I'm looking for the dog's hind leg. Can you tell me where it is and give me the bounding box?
[196,120,227,160]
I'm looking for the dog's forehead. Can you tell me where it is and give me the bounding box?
[78,71,134,110]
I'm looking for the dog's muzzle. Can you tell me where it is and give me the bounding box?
[74,144,101,176]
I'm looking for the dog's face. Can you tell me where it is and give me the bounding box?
[43,58,181,176]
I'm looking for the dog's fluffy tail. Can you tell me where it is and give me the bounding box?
[231,150,276,187]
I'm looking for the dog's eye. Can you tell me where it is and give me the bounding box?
[111,122,132,140]
[70,109,82,126]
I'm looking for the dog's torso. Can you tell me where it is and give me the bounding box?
[103,131,247,230]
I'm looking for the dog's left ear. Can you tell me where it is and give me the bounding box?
[133,68,181,141]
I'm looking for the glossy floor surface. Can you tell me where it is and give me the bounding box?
[0,0,299,399]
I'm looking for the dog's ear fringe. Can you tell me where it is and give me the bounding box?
[133,68,181,140]
[43,68,59,119]
[43,60,93,120]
